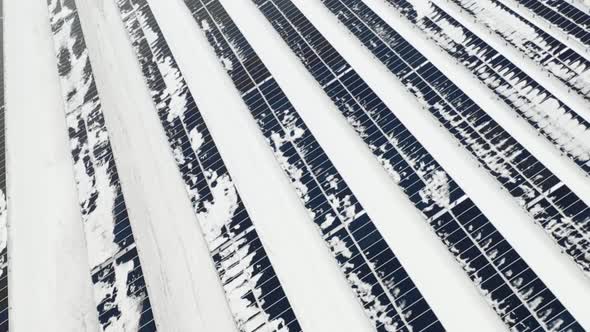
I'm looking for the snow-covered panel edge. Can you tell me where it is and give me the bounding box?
[46,0,157,330]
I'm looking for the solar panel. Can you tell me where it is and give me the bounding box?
[113,1,302,330]
[322,0,590,278]
[46,1,157,330]
[448,0,590,103]
[500,0,590,47]
[377,0,590,176]
[182,1,447,330]
[0,0,7,330]
[250,0,584,330]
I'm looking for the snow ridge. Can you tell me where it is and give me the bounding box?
[114,0,301,331]
[447,0,590,103]
[382,1,590,176]
[323,0,590,283]
[187,0,445,330]
[46,0,156,331]
[256,0,584,330]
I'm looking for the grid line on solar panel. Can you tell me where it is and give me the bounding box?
[249,0,584,330]
[498,0,590,48]
[376,0,590,177]
[113,0,302,331]
[182,0,446,330]
[0,0,6,329]
[46,0,157,331]
[321,0,590,279]
[444,0,590,103]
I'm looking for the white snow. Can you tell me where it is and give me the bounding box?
[198,172,238,247]
[6,0,100,330]
[95,260,143,332]
[6,0,590,330]
[419,170,451,209]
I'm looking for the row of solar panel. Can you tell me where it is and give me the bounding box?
[0,0,8,330]
[450,0,590,102]
[114,0,301,330]
[249,0,583,330]
[27,0,590,331]
[322,0,590,277]
[508,0,590,47]
[381,1,590,174]
[47,0,156,331]
[184,1,451,331]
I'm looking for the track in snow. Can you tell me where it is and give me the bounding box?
[249,0,585,330]
[46,0,156,330]
[322,0,590,279]
[114,0,302,330]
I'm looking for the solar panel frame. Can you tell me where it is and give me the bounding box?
[46,0,157,330]
[321,0,590,279]
[113,1,302,330]
[249,0,584,330]
[182,0,447,331]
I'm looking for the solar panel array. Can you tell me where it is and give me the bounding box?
[180,1,451,331]
[114,0,301,330]
[46,0,156,330]
[321,0,590,278]
[2,0,589,330]
[249,0,584,330]
[504,0,590,47]
[0,0,7,330]
[378,0,590,176]
[448,0,590,102]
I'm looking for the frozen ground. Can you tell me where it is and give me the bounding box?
[4,0,590,331]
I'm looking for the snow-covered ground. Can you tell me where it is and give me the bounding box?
[4,0,590,330]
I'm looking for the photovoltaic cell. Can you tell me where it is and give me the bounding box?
[182,0,446,331]
[0,0,7,330]
[113,1,302,331]
[46,0,156,330]
[379,0,590,176]
[499,0,590,47]
[322,0,590,278]
[250,0,584,330]
[448,0,590,103]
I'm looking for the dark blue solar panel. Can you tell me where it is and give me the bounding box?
[182,0,446,331]
[250,0,584,330]
[47,0,156,330]
[114,0,302,330]
[449,0,590,103]
[0,0,7,330]
[322,0,590,281]
[379,0,590,176]
[508,0,590,47]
